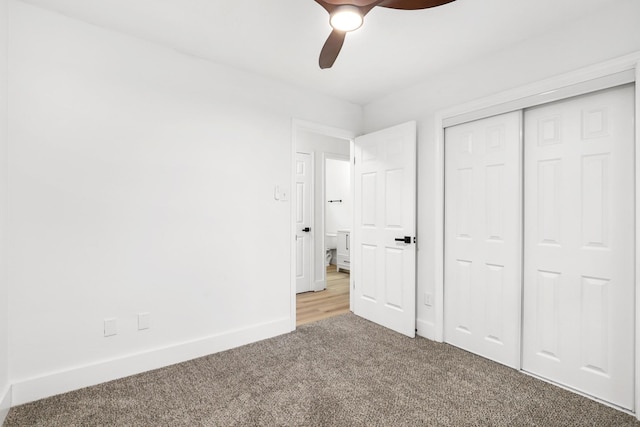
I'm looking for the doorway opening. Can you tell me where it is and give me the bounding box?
[291,121,354,328]
[297,155,351,326]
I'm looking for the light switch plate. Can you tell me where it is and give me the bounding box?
[274,185,289,201]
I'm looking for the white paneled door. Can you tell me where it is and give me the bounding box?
[444,111,523,368]
[353,122,417,337]
[522,85,635,410]
[295,152,313,294]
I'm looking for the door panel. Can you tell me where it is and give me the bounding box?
[353,122,416,337]
[444,111,522,368]
[522,84,635,410]
[295,152,313,294]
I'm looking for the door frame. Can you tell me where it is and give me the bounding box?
[290,119,356,331]
[433,51,640,417]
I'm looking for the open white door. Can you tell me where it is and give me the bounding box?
[295,152,313,294]
[353,122,417,337]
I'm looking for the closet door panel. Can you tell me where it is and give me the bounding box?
[444,111,522,368]
[522,84,635,410]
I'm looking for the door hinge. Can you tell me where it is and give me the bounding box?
[353,157,356,165]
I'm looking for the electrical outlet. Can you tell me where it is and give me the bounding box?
[138,312,150,331]
[424,293,433,307]
[104,318,117,337]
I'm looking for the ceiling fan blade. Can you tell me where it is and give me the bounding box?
[314,0,338,13]
[314,0,384,16]
[378,0,455,9]
[319,29,347,69]
[320,0,383,6]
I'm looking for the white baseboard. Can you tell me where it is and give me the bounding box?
[11,317,290,406]
[0,384,11,425]
[416,318,439,341]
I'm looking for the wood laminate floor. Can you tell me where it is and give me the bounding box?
[296,265,350,326]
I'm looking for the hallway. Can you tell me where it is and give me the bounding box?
[296,265,350,326]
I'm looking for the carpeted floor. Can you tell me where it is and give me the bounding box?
[5,314,640,426]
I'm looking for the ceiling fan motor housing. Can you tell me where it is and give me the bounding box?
[330,5,364,32]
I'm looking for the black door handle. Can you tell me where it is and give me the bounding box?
[395,236,411,244]
[302,227,311,232]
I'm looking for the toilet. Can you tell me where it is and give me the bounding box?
[325,234,337,266]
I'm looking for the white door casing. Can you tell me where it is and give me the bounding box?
[522,85,635,410]
[444,111,523,368]
[295,152,313,294]
[353,122,417,337]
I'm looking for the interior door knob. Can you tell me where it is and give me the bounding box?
[302,227,311,232]
[395,236,412,244]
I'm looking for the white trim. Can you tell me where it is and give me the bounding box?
[291,119,357,329]
[11,317,290,406]
[416,318,437,340]
[290,123,297,331]
[635,61,640,419]
[292,119,357,142]
[310,152,316,293]
[515,109,525,371]
[434,51,640,415]
[443,70,634,128]
[433,115,445,343]
[349,139,355,312]
[0,384,11,424]
[318,151,328,291]
[438,51,640,126]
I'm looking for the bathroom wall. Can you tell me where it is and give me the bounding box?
[296,130,350,289]
[325,158,351,236]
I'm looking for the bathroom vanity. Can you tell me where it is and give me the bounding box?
[336,230,350,272]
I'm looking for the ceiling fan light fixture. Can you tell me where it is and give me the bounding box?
[330,5,363,32]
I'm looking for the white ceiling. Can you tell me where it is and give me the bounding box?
[17,0,623,105]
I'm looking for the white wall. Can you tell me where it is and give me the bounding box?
[325,159,351,235]
[362,0,640,338]
[8,1,361,404]
[0,0,8,422]
[7,0,639,409]
[296,130,350,289]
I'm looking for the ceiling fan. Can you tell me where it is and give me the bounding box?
[314,0,456,69]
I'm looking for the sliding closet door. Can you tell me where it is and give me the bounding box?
[444,111,522,368]
[522,84,635,410]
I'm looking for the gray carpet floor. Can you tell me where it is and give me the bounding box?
[4,313,640,426]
